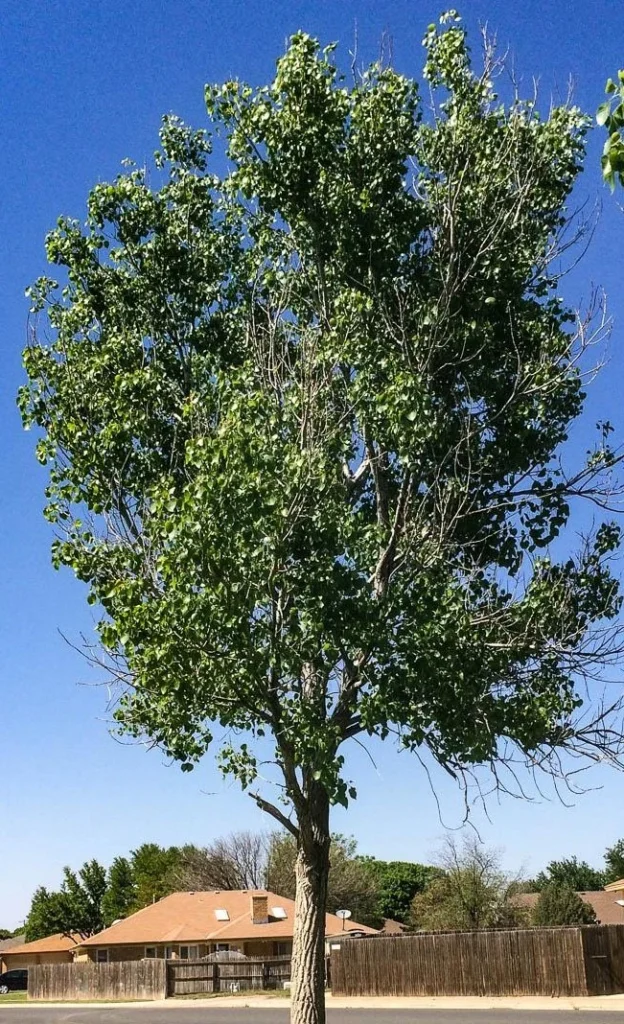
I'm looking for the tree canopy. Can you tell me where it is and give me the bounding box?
[408,837,526,932]
[532,883,597,926]
[358,858,438,924]
[24,860,108,941]
[127,844,180,910]
[533,857,607,893]
[21,13,624,1024]
[101,857,137,927]
[604,839,624,884]
[175,832,267,893]
[22,14,624,826]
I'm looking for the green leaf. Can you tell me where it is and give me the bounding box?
[597,102,611,127]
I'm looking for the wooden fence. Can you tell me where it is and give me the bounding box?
[28,960,167,1001]
[330,925,624,998]
[167,956,291,996]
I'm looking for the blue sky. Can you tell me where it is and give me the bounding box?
[2,0,624,931]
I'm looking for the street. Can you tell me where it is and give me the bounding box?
[3,1009,624,1024]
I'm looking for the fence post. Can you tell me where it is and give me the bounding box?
[212,962,220,994]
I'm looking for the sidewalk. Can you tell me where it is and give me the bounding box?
[10,993,624,1011]
[206,993,624,1011]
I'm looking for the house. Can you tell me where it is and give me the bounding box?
[0,934,78,972]
[0,935,24,973]
[74,890,377,963]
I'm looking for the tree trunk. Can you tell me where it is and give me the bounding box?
[290,784,331,1024]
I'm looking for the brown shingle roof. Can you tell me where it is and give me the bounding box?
[78,891,377,947]
[2,933,80,956]
[0,935,25,953]
[517,891,624,926]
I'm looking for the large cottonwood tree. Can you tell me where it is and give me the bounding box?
[21,14,624,1024]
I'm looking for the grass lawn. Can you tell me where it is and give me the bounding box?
[0,994,150,1006]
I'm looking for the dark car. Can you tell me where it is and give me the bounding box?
[0,969,27,993]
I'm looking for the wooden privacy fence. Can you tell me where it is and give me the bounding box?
[330,925,624,998]
[167,956,291,996]
[167,954,290,995]
[28,960,167,1001]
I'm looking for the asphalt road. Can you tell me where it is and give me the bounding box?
[3,1009,624,1024]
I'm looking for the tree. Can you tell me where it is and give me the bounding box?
[358,858,439,924]
[598,72,624,188]
[24,887,65,942]
[532,883,597,926]
[408,836,526,932]
[130,844,180,910]
[533,857,606,893]
[267,833,382,928]
[21,14,624,1024]
[175,832,268,892]
[24,860,108,940]
[101,857,137,926]
[604,839,624,884]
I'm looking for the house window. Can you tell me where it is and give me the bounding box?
[144,946,158,959]
[95,949,109,964]
[273,942,290,956]
[216,943,229,952]
[164,946,176,960]
[180,945,199,960]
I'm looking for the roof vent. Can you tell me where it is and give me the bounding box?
[215,909,230,922]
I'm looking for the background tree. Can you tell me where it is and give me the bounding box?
[533,857,606,893]
[24,887,65,942]
[24,860,107,941]
[532,883,597,926]
[408,837,526,932]
[62,860,108,936]
[101,857,137,926]
[22,14,624,1024]
[604,839,624,884]
[130,844,180,910]
[359,858,439,924]
[175,832,267,892]
[267,833,382,928]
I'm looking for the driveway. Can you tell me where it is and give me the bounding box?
[3,1009,624,1024]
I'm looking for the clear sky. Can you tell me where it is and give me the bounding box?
[2,0,624,932]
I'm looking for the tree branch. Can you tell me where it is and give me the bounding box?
[249,792,299,839]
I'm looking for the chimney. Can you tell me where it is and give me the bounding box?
[251,894,269,924]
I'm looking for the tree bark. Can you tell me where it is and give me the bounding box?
[290,784,331,1024]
